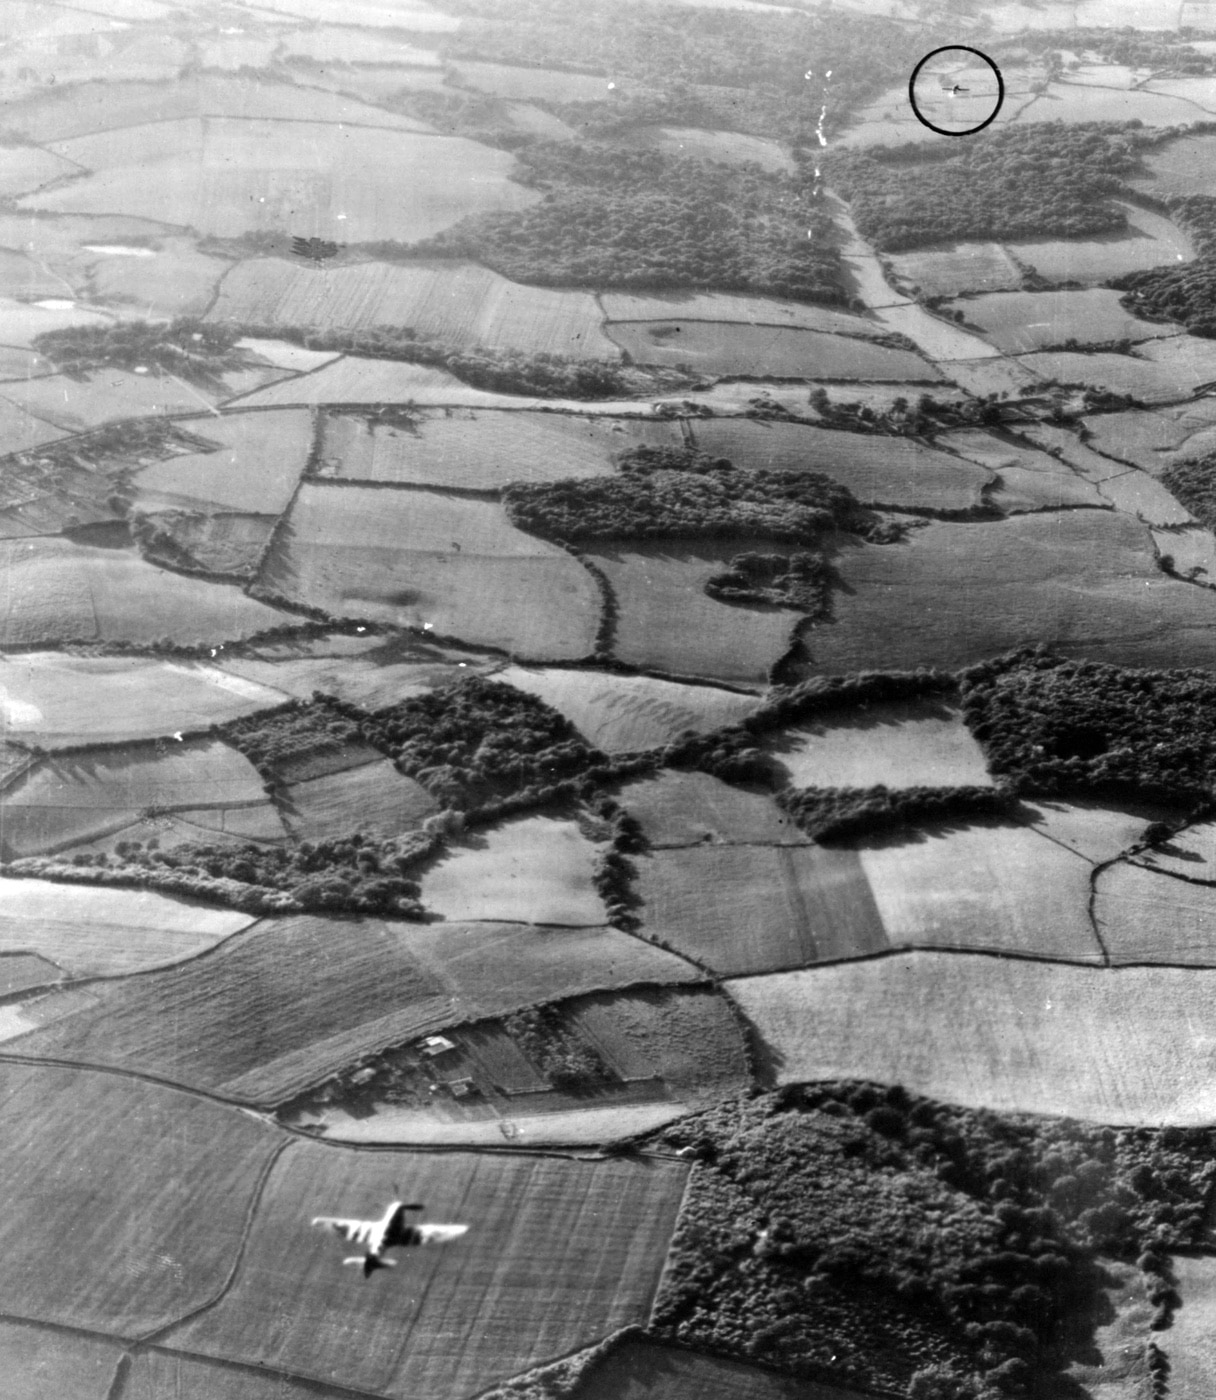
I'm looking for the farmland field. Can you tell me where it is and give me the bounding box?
[618,770,807,846]
[0,738,266,857]
[1,369,254,433]
[0,1061,278,1333]
[687,419,991,510]
[0,1320,122,1400]
[320,409,676,489]
[122,1351,352,1400]
[586,541,803,686]
[279,759,438,841]
[131,410,312,515]
[419,815,607,925]
[164,1140,687,1400]
[575,1339,872,1400]
[449,60,612,102]
[14,2,1216,1395]
[1156,1254,1216,1400]
[209,258,619,357]
[606,322,940,381]
[0,876,254,976]
[26,121,540,245]
[767,699,993,790]
[799,513,1216,676]
[257,482,601,659]
[636,843,886,975]
[729,954,1216,1123]
[8,75,433,144]
[0,534,291,646]
[14,915,699,1102]
[856,819,1103,961]
[886,243,1023,298]
[599,291,885,337]
[1131,133,1216,198]
[1007,206,1195,285]
[494,666,759,753]
[1094,861,1216,965]
[948,289,1182,352]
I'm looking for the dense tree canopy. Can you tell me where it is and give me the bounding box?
[826,124,1140,252]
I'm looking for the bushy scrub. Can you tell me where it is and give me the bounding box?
[960,648,1216,799]
[422,141,848,304]
[1161,453,1216,529]
[58,829,438,917]
[503,1004,610,1092]
[219,699,366,776]
[651,1087,1215,1396]
[364,676,605,809]
[32,317,249,388]
[503,462,871,546]
[827,124,1140,253]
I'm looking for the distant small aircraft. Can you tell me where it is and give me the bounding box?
[951,84,970,95]
[312,1201,470,1277]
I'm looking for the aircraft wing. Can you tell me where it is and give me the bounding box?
[312,1216,389,1252]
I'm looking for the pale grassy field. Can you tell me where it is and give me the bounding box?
[16,917,699,1102]
[11,74,432,143]
[133,409,313,515]
[420,816,607,926]
[1160,1255,1216,1399]
[802,513,1216,676]
[280,759,438,842]
[887,243,1022,299]
[210,258,618,358]
[29,122,537,245]
[729,954,1216,1123]
[257,484,601,660]
[636,843,885,975]
[1095,861,1216,965]
[1019,797,1168,864]
[607,322,940,381]
[768,699,992,790]
[0,739,268,856]
[495,667,758,753]
[949,288,1182,352]
[0,1062,279,1333]
[1008,206,1194,286]
[600,291,885,336]
[0,654,281,747]
[0,1319,122,1400]
[858,820,1103,962]
[0,536,291,646]
[0,876,254,976]
[618,770,806,847]
[689,418,992,512]
[320,409,674,489]
[164,1140,686,1400]
[587,541,801,686]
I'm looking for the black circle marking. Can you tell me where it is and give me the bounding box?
[909,46,1004,137]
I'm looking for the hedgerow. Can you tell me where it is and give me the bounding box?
[779,785,1017,843]
[650,1087,1216,1396]
[42,829,440,917]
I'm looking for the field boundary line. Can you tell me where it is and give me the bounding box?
[103,1350,131,1400]
[136,1340,394,1400]
[720,942,1122,983]
[136,1136,294,1345]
